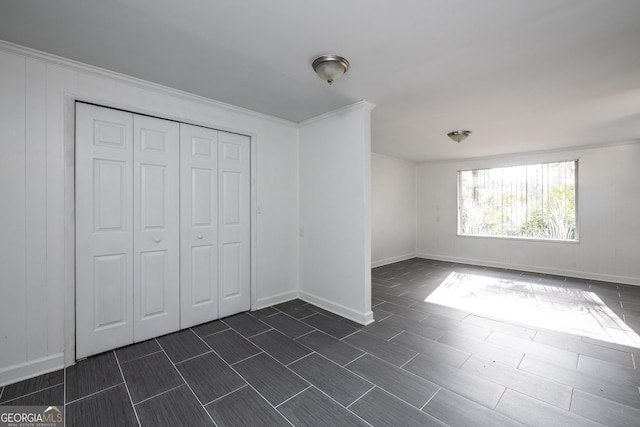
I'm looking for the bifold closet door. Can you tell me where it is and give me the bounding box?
[76,104,134,359]
[180,124,219,328]
[133,115,180,341]
[76,104,180,358]
[218,131,251,317]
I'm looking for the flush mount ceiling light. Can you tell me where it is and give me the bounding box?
[447,130,472,143]
[312,55,350,85]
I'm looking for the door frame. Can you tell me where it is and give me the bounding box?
[64,96,258,365]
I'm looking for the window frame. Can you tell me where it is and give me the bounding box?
[456,159,579,243]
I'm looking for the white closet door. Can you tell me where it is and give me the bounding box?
[133,115,180,341]
[218,131,251,317]
[76,104,134,359]
[179,124,219,328]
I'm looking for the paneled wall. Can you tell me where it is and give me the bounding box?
[371,153,417,267]
[0,43,300,385]
[416,143,640,285]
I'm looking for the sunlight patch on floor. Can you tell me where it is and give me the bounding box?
[426,272,640,348]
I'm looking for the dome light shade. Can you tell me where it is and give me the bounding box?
[447,130,472,143]
[312,55,349,85]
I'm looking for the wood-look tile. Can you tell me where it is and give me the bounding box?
[66,384,137,427]
[115,339,161,364]
[307,305,344,320]
[372,283,408,296]
[372,290,415,307]
[496,389,602,427]
[249,306,279,319]
[487,331,578,368]
[462,314,537,340]
[191,319,230,338]
[274,300,316,319]
[570,388,640,427]
[222,312,271,337]
[157,329,210,363]
[437,331,525,368]
[203,329,261,364]
[404,355,506,409]
[416,314,463,339]
[232,353,308,406]
[408,301,470,321]
[390,331,470,367]
[577,354,640,386]
[136,384,214,427]
[302,313,358,339]
[120,352,184,403]
[295,330,364,366]
[358,320,402,340]
[346,353,438,408]
[462,355,573,409]
[343,330,418,366]
[289,353,372,406]
[0,369,63,403]
[205,385,290,427]
[176,352,246,404]
[278,387,369,427]
[66,351,123,402]
[380,314,443,340]
[424,388,522,427]
[1,384,63,406]
[533,330,633,367]
[518,353,640,409]
[349,387,446,427]
[261,312,314,339]
[375,302,429,321]
[250,330,312,365]
[372,306,392,320]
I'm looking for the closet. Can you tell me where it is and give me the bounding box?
[75,103,250,359]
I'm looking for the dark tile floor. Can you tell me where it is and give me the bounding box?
[2,258,640,426]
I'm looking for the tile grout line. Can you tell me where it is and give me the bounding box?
[1,382,66,405]
[113,350,142,427]
[192,325,294,426]
[229,351,264,367]
[155,345,220,427]
[400,352,419,368]
[273,385,312,409]
[201,383,248,406]
[420,386,441,410]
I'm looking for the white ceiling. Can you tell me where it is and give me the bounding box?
[1,0,639,162]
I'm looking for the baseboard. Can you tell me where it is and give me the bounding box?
[372,253,417,268]
[415,253,640,286]
[0,354,64,387]
[254,290,299,311]
[298,291,374,325]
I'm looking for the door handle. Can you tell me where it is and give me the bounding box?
[154,237,162,243]
[197,235,204,239]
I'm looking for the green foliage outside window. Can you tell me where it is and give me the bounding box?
[459,161,577,240]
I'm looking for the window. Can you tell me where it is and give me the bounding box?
[458,160,577,241]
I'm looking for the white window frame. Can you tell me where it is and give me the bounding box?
[457,159,579,242]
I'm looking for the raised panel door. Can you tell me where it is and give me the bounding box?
[76,103,134,359]
[133,115,180,341]
[180,124,219,327]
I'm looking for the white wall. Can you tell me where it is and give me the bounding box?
[299,102,375,325]
[417,142,640,285]
[0,42,300,385]
[371,153,417,267]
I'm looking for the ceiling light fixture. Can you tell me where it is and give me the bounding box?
[312,55,350,85]
[447,130,472,143]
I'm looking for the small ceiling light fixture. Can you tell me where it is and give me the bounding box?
[312,54,350,85]
[447,130,472,143]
